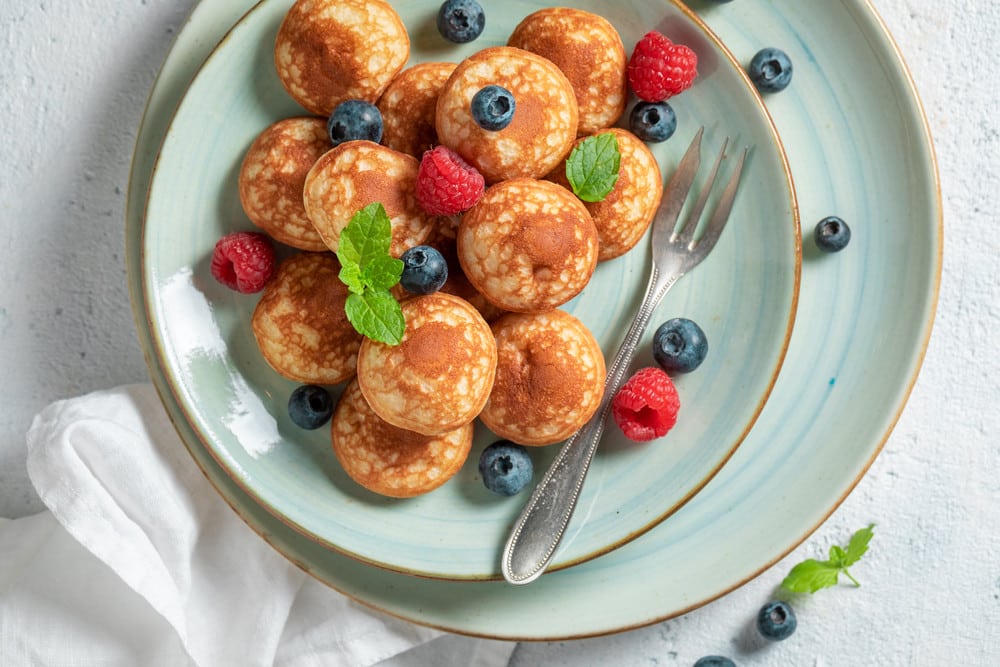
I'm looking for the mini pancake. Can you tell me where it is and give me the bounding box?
[356,292,497,436]
[457,178,599,313]
[435,46,578,182]
[274,0,409,115]
[548,128,662,261]
[302,141,435,258]
[420,228,506,323]
[507,7,627,135]
[238,117,331,251]
[377,62,457,157]
[251,252,361,384]
[332,379,473,498]
[481,310,606,446]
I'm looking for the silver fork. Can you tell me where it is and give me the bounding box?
[501,127,748,585]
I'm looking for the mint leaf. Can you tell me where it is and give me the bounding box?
[336,202,392,269]
[780,524,875,594]
[335,203,405,345]
[361,255,404,292]
[345,290,405,346]
[565,132,621,202]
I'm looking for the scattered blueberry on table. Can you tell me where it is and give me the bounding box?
[748,47,793,93]
[693,657,736,667]
[327,99,383,147]
[479,441,533,496]
[814,215,852,252]
[400,245,448,295]
[757,600,798,641]
[288,385,334,430]
[437,0,485,43]
[653,317,708,374]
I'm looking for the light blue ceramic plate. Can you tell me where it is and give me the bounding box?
[128,0,940,638]
[140,0,799,579]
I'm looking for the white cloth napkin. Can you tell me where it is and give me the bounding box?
[0,384,516,667]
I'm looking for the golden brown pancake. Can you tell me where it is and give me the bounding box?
[302,141,436,258]
[356,292,497,436]
[508,7,627,135]
[481,310,606,446]
[251,252,361,384]
[274,0,409,115]
[332,379,473,498]
[457,178,599,313]
[238,117,331,251]
[548,128,663,261]
[435,46,578,182]
[377,62,457,157]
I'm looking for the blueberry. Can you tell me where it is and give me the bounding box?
[653,318,708,374]
[629,101,677,143]
[814,215,851,252]
[288,385,334,430]
[471,85,516,131]
[400,245,448,294]
[748,48,793,93]
[327,99,383,147]
[437,0,485,43]
[478,441,533,496]
[693,657,736,667]
[756,600,797,641]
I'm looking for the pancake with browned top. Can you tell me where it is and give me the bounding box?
[303,141,436,258]
[356,292,497,436]
[435,46,578,182]
[481,310,606,446]
[238,117,330,251]
[457,178,598,313]
[378,62,457,157]
[332,379,473,498]
[274,0,409,115]
[548,128,663,261]
[251,252,361,384]
[508,7,627,136]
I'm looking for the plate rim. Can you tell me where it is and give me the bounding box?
[136,0,802,580]
[124,0,941,639]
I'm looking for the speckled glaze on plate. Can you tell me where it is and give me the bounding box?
[126,0,940,639]
[138,0,799,580]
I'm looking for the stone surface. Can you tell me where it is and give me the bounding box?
[1,0,997,665]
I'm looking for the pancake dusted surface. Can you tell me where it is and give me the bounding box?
[435,46,578,182]
[457,178,598,313]
[332,379,473,498]
[238,117,330,251]
[356,293,497,436]
[274,0,409,115]
[251,252,361,384]
[508,7,627,136]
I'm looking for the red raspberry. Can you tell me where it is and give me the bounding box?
[627,31,698,102]
[210,231,276,293]
[416,145,485,216]
[611,366,681,442]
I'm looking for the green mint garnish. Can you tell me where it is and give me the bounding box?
[565,132,621,202]
[335,203,405,345]
[780,524,875,594]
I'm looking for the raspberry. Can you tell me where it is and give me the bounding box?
[611,366,680,442]
[210,231,276,293]
[627,31,698,102]
[416,145,485,216]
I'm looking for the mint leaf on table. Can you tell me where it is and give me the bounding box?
[780,524,875,594]
[335,203,404,345]
[565,132,621,202]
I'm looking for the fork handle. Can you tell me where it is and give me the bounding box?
[501,266,679,584]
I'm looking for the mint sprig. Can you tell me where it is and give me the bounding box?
[780,524,875,594]
[565,132,621,202]
[335,203,405,345]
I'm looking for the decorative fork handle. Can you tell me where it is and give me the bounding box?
[501,264,680,584]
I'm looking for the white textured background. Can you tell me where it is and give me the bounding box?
[1,1,998,665]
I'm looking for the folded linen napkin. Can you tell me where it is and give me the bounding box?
[0,384,516,667]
